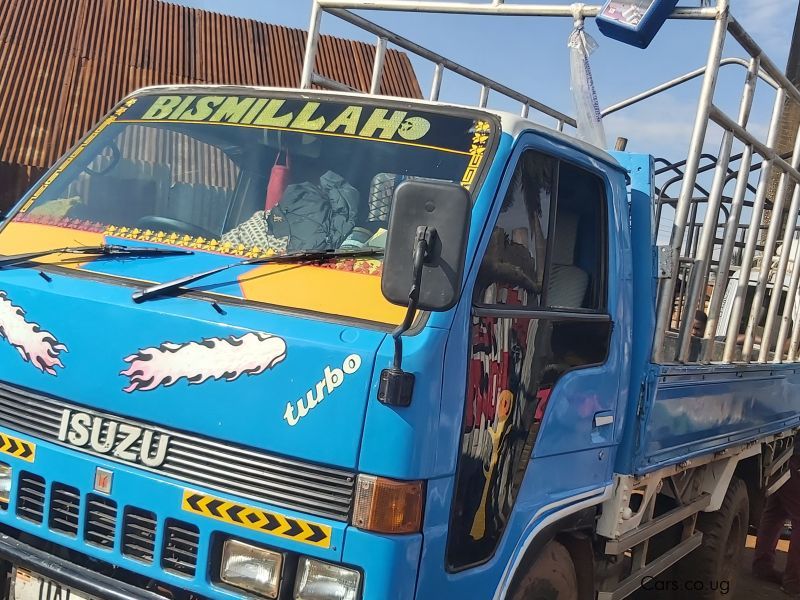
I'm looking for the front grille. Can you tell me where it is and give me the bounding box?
[162,519,199,577]
[123,507,157,564]
[14,473,205,583]
[49,483,80,536]
[16,472,45,523]
[85,494,117,549]
[0,382,354,521]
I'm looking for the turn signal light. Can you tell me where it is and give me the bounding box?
[352,475,424,534]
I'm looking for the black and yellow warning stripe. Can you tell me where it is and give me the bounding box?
[181,490,332,549]
[0,431,35,462]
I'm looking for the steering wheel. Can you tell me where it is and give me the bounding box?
[135,216,218,240]
[84,143,121,175]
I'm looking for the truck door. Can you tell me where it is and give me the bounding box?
[445,144,625,571]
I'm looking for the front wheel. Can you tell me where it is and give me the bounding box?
[509,540,578,600]
[672,476,749,600]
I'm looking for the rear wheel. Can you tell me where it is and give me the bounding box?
[673,477,749,600]
[509,540,578,600]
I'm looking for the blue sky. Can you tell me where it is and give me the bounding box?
[171,1,797,162]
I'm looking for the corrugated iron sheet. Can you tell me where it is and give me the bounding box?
[0,162,45,211]
[0,0,422,173]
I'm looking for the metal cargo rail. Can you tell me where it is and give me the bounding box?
[300,0,800,367]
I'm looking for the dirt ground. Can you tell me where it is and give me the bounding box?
[736,535,789,600]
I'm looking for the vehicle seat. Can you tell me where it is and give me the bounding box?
[67,158,168,225]
[73,175,157,225]
[367,172,398,225]
[366,172,451,227]
[547,212,589,308]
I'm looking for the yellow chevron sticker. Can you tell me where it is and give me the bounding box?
[181,490,332,549]
[0,432,35,462]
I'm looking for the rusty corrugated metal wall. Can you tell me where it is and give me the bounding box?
[0,0,422,208]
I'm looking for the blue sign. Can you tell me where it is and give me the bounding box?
[596,0,680,48]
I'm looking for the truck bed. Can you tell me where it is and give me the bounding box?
[629,361,800,474]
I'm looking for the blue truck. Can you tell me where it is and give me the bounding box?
[0,1,797,599]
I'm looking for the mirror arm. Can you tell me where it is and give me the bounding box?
[391,226,430,369]
[379,226,437,407]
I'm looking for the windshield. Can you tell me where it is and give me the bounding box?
[4,91,496,323]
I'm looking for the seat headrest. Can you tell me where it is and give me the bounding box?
[551,212,579,265]
[368,172,398,222]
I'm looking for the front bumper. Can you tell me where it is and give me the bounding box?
[0,531,164,600]
[0,425,422,599]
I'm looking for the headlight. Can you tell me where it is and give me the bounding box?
[0,463,12,504]
[294,557,361,600]
[220,539,283,598]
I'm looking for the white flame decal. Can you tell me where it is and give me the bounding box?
[121,332,287,392]
[0,291,67,375]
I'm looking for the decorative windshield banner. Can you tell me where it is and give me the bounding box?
[126,94,485,154]
[461,120,491,191]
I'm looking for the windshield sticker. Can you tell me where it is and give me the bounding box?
[0,291,67,375]
[121,332,287,392]
[320,258,382,277]
[18,98,138,214]
[105,224,274,259]
[461,120,491,191]
[15,213,108,233]
[139,95,434,144]
[284,354,362,426]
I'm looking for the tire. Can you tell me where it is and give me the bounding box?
[509,540,579,600]
[672,476,749,600]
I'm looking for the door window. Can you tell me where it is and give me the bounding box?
[447,149,611,570]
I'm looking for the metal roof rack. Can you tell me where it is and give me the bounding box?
[300,1,587,129]
[299,1,725,128]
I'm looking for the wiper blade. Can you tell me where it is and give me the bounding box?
[0,244,193,268]
[132,247,384,303]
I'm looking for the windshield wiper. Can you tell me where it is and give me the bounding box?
[132,247,384,303]
[0,244,193,268]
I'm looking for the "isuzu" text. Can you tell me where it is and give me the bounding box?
[57,409,170,467]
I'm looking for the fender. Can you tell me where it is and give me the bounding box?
[493,485,613,600]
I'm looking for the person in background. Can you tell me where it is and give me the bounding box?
[688,310,708,362]
[753,434,800,596]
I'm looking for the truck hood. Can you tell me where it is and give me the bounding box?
[0,267,386,472]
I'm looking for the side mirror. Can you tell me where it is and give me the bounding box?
[378,179,471,408]
[381,179,471,311]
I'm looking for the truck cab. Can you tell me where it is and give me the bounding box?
[0,85,632,600]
